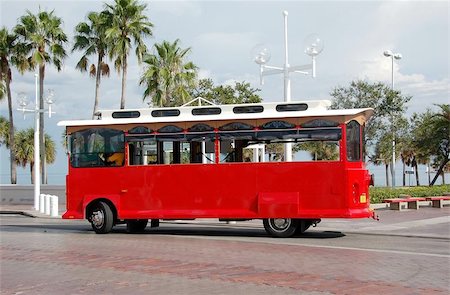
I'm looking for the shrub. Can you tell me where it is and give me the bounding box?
[369,185,450,204]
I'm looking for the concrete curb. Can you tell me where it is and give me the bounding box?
[0,208,62,219]
[0,210,37,218]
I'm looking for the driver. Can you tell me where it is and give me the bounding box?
[105,152,124,166]
[99,141,124,166]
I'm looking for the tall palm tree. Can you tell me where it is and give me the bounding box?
[0,27,19,184]
[140,39,197,107]
[104,0,153,109]
[73,11,111,118]
[14,9,68,184]
[14,128,56,184]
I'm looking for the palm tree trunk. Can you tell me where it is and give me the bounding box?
[30,162,34,184]
[92,54,103,119]
[414,162,420,186]
[402,161,406,186]
[430,159,449,186]
[6,71,17,184]
[120,54,127,109]
[39,64,46,184]
[385,164,390,187]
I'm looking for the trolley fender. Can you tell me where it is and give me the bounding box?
[83,195,121,219]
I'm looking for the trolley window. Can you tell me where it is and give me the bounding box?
[70,128,125,168]
[346,120,361,161]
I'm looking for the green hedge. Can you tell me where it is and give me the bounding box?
[369,185,450,204]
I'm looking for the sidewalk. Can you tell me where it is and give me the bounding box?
[0,204,65,218]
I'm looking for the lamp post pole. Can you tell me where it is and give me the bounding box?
[283,11,291,102]
[283,11,293,162]
[17,70,54,210]
[254,11,323,162]
[383,50,402,188]
[33,72,40,210]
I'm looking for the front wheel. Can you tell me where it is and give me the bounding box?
[263,218,299,238]
[89,201,114,234]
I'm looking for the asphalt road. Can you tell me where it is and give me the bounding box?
[1,208,449,294]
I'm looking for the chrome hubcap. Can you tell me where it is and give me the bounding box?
[270,218,291,232]
[91,210,104,228]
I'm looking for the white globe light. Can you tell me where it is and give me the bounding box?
[45,89,55,104]
[17,92,29,108]
[251,44,271,65]
[394,53,402,60]
[304,34,324,57]
[383,50,393,57]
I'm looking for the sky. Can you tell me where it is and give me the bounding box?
[0,0,449,185]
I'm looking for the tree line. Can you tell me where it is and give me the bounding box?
[331,80,449,186]
[1,0,448,186]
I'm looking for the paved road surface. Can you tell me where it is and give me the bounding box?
[1,207,449,294]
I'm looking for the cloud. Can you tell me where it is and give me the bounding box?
[358,55,449,115]
[149,0,202,18]
[193,31,262,68]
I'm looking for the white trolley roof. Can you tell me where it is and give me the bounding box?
[58,100,373,127]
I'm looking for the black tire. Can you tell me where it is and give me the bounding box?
[126,219,148,233]
[263,218,299,238]
[89,201,114,234]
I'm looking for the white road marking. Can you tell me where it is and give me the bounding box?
[163,231,450,259]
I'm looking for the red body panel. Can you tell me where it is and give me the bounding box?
[63,161,371,220]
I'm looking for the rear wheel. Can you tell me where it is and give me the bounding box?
[89,201,114,234]
[126,219,148,233]
[263,218,298,238]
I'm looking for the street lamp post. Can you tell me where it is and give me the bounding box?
[253,11,323,161]
[17,71,55,210]
[383,50,402,187]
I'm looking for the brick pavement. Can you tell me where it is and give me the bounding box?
[1,222,449,295]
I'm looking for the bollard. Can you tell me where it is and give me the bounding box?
[39,194,45,213]
[50,195,59,217]
[45,194,51,215]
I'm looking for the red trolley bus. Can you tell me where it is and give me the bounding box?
[58,100,374,237]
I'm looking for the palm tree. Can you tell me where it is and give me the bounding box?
[14,128,56,184]
[14,128,34,183]
[73,11,111,118]
[0,79,5,98]
[429,104,450,185]
[104,0,153,109]
[370,131,393,187]
[140,39,198,107]
[14,9,68,184]
[294,142,339,161]
[0,116,9,146]
[0,27,19,184]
